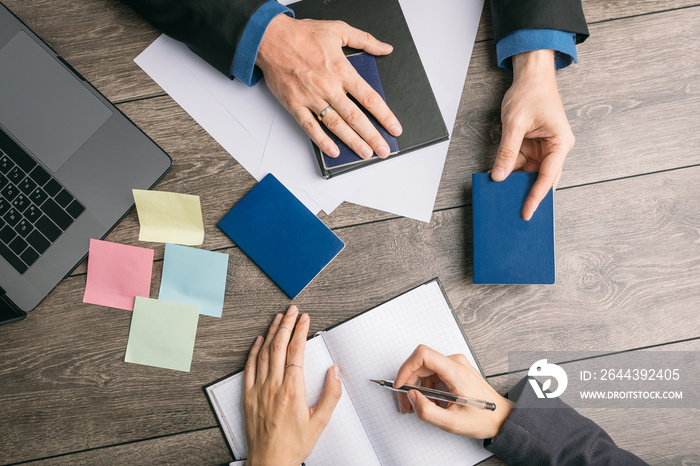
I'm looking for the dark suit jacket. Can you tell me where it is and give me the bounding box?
[490,0,589,45]
[486,377,647,465]
[120,0,267,76]
[126,0,590,80]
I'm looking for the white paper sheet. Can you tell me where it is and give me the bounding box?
[135,0,484,221]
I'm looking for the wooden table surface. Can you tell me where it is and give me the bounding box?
[1,1,699,464]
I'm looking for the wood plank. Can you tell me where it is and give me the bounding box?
[24,340,699,465]
[2,165,699,463]
[21,429,232,466]
[3,0,698,102]
[53,4,700,277]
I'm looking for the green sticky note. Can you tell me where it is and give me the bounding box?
[125,297,200,372]
[133,189,204,245]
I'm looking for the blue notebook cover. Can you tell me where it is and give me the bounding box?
[218,174,345,299]
[472,173,555,284]
[321,53,399,170]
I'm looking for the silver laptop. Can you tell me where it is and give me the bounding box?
[0,2,171,324]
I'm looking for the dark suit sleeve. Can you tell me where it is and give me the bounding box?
[485,378,647,465]
[489,0,589,44]
[120,0,268,76]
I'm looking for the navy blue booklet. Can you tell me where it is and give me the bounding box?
[320,53,399,174]
[472,173,555,284]
[218,174,345,299]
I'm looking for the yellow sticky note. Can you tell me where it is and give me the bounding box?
[133,189,204,245]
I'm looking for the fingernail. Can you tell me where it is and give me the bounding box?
[273,314,282,325]
[361,146,373,159]
[381,43,393,53]
[376,145,389,158]
[254,336,263,346]
[408,390,417,407]
[286,305,298,316]
[328,146,340,158]
[333,365,340,380]
[390,124,402,136]
[492,167,506,181]
[299,313,309,322]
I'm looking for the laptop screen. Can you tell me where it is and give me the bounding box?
[0,31,112,173]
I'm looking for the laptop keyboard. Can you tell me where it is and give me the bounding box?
[0,127,85,274]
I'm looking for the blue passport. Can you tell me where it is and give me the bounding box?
[319,53,399,176]
[472,173,555,284]
[218,174,345,299]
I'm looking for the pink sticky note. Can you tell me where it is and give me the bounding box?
[83,239,154,311]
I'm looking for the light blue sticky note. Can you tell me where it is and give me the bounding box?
[158,244,230,317]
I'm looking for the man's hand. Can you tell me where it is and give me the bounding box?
[491,49,575,220]
[244,306,342,466]
[256,14,402,160]
[394,345,512,440]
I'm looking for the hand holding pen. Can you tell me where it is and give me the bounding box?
[392,345,513,439]
[370,379,496,411]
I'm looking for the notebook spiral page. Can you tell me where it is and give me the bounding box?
[206,335,379,465]
[323,280,492,465]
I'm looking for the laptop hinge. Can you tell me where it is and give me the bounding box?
[0,286,27,325]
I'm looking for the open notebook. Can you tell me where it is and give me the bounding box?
[204,279,492,465]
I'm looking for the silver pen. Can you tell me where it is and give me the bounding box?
[370,379,496,411]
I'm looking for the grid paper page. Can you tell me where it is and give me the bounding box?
[206,336,379,465]
[324,281,492,465]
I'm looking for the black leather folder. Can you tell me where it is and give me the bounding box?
[290,0,448,178]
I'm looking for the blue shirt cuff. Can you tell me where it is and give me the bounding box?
[231,1,294,86]
[496,29,577,71]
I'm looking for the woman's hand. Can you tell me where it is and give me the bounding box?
[244,306,342,466]
[394,344,512,439]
